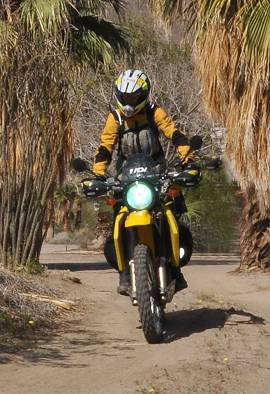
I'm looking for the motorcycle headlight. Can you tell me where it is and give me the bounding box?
[125,181,155,210]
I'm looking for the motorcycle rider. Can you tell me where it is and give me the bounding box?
[92,69,196,295]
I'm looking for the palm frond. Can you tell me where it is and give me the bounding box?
[146,0,184,24]
[19,0,72,36]
[199,0,238,21]
[74,0,126,15]
[71,13,129,64]
[0,20,18,47]
[194,0,270,212]
[184,199,202,220]
[239,0,270,68]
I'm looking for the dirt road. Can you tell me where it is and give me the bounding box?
[1,246,270,394]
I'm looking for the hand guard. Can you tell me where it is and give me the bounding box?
[92,173,107,182]
[182,163,202,185]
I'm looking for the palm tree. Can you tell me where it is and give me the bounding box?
[0,0,128,268]
[147,0,270,270]
[55,184,78,233]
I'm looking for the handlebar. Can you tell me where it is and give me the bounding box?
[81,165,201,199]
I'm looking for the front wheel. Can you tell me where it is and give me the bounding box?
[134,244,163,344]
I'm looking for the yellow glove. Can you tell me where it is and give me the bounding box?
[177,145,195,165]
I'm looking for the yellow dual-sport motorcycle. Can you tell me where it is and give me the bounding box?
[75,137,202,343]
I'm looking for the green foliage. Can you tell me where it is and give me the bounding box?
[25,259,45,275]
[240,0,270,68]
[20,0,70,37]
[0,0,130,268]
[127,17,186,63]
[1,0,129,66]
[81,200,97,226]
[55,184,78,204]
[70,13,129,65]
[184,169,240,252]
[198,0,270,68]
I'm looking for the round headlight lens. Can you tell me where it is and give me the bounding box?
[126,181,155,210]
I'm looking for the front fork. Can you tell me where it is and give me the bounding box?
[125,220,168,305]
[155,212,168,300]
[129,257,166,306]
[125,228,138,305]
[159,257,167,300]
[129,259,137,305]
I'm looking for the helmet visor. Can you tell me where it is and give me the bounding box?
[122,93,140,105]
[116,91,148,107]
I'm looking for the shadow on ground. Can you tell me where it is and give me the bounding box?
[43,259,240,272]
[44,261,110,271]
[189,260,238,266]
[0,321,135,367]
[0,308,265,366]
[164,307,265,343]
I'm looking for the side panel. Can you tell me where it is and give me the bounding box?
[113,207,128,272]
[165,207,180,267]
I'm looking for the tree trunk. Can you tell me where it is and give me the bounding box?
[63,211,73,233]
[44,198,55,242]
[74,200,82,231]
[239,187,270,271]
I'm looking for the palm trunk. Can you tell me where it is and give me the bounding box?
[0,37,73,269]
[74,200,82,231]
[63,212,72,233]
[239,187,270,271]
[44,198,55,242]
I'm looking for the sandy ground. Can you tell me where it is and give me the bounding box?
[0,245,270,394]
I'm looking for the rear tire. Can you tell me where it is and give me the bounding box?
[134,244,163,344]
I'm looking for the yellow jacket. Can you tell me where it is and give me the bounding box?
[93,104,190,175]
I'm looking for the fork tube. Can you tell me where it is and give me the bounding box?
[129,259,136,300]
[159,257,167,295]
[126,228,137,302]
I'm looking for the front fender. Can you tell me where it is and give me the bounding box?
[125,210,153,227]
[125,211,154,258]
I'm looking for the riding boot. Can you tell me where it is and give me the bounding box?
[171,266,188,293]
[117,269,130,296]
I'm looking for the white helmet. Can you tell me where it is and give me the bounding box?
[114,69,150,118]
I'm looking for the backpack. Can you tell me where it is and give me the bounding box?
[111,103,163,160]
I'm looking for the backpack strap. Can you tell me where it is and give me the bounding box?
[146,103,164,160]
[146,103,158,133]
[111,109,125,156]
[112,108,122,126]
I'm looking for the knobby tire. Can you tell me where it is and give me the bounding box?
[134,244,163,344]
